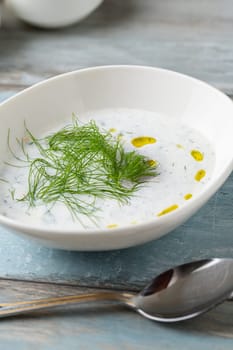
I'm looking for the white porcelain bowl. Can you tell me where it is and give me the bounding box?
[6,0,103,28]
[0,66,232,251]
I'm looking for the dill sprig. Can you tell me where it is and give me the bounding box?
[8,118,158,220]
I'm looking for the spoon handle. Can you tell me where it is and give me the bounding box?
[0,292,134,318]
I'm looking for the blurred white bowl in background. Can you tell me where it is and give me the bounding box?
[6,0,103,28]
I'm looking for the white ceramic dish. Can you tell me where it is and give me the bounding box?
[6,0,103,28]
[0,65,232,251]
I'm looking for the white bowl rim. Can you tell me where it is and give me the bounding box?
[0,65,232,237]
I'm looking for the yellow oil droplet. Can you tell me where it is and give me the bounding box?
[130,221,138,225]
[195,169,206,182]
[107,224,118,229]
[157,204,179,217]
[147,159,158,167]
[131,136,156,148]
[191,149,204,161]
[176,144,184,149]
[184,193,193,200]
[109,128,117,133]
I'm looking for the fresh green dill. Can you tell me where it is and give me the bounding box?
[8,118,158,220]
[10,188,15,200]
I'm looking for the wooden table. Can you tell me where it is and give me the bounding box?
[0,1,233,348]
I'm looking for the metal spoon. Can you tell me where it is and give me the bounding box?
[0,258,233,321]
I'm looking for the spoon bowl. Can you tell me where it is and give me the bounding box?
[134,258,233,322]
[0,258,233,321]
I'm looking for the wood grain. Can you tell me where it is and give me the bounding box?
[0,1,233,347]
[1,0,233,94]
[0,278,232,349]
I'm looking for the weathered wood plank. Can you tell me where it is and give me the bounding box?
[0,1,232,347]
[1,0,233,93]
[0,278,232,349]
[0,87,21,102]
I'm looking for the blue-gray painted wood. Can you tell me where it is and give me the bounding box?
[1,304,233,350]
[1,0,233,94]
[1,303,233,350]
[0,279,233,349]
[0,0,233,347]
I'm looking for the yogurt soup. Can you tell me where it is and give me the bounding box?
[0,108,215,230]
